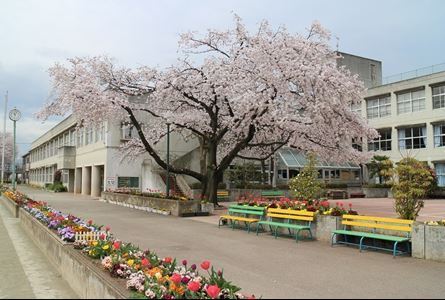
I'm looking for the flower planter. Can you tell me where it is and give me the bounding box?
[19,208,129,299]
[412,224,445,262]
[200,203,214,214]
[1,194,20,217]
[101,192,200,217]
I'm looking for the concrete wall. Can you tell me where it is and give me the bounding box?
[362,187,390,198]
[337,52,382,88]
[1,195,20,217]
[102,192,200,217]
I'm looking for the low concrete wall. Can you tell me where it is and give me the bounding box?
[19,208,129,299]
[313,215,341,243]
[362,188,390,198]
[1,195,20,217]
[102,192,200,217]
[412,224,445,262]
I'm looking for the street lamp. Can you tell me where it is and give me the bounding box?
[9,107,21,190]
[166,123,171,198]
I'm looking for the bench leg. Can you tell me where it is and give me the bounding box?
[331,233,337,247]
[393,241,399,258]
[295,229,301,243]
[407,241,411,255]
[274,227,279,239]
[308,229,313,240]
[256,223,261,236]
[247,222,251,234]
[218,218,222,228]
[359,236,366,252]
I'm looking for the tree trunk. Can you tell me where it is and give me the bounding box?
[206,142,219,206]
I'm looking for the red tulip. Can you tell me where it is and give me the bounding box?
[206,285,221,299]
[200,260,210,270]
[141,258,149,267]
[170,273,182,285]
[105,225,111,232]
[87,220,93,226]
[164,257,173,264]
[187,281,201,292]
[113,241,120,250]
[99,233,106,240]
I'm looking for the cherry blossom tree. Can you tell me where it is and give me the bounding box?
[37,17,377,204]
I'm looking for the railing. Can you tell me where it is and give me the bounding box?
[75,231,108,242]
[383,63,445,85]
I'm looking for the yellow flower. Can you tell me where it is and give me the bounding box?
[155,272,162,279]
[102,245,109,250]
[127,259,134,267]
[92,241,98,246]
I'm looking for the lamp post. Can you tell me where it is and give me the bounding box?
[166,123,171,198]
[9,107,21,190]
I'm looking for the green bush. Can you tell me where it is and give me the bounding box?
[288,153,325,201]
[48,182,67,192]
[392,157,434,220]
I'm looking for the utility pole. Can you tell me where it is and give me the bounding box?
[1,92,7,184]
[9,107,21,190]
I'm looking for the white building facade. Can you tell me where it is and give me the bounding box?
[28,115,197,197]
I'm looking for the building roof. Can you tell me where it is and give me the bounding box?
[277,148,360,170]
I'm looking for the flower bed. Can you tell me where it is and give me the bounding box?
[4,189,251,299]
[236,196,358,216]
[108,188,190,201]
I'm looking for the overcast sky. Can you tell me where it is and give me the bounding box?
[0,0,444,156]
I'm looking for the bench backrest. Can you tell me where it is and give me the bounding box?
[217,190,229,197]
[341,215,413,236]
[267,208,315,223]
[261,191,285,198]
[228,204,266,216]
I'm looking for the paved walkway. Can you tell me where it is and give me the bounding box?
[18,185,445,299]
[0,197,77,299]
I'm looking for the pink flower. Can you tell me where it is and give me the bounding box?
[206,285,221,299]
[141,258,149,267]
[105,225,111,232]
[187,281,201,292]
[87,219,93,226]
[164,257,172,264]
[200,260,210,270]
[99,233,106,240]
[171,273,182,285]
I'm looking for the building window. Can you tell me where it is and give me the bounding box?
[434,123,445,147]
[352,138,363,152]
[368,128,392,151]
[121,122,138,140]
[436,163,445,187]
[398,126,427,150]
[366,96,391,119]
[433,85,445,109]
[77,129,84,147]
[397,89,425,114]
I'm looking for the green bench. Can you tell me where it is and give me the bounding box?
[331,214,414,257]
[256,208,315,242]
[261,190,285,199]
[219,205,265,233]
[217,190,230,202]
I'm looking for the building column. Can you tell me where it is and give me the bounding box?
[91,165,101,197]
[81,166,91,195]
[74,167,82,194]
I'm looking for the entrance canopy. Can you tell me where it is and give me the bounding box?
[277,148,360,170]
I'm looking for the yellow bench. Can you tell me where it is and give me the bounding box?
[217,190,230,201]
[219,205,265,233]
[257,208,315,242]
[332,215,414,257]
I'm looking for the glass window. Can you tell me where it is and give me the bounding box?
[368,129,392,151]
[398,126,427,150]
[397,89,425,114]
[366,96,391,119]
[433,85,445,109]
[436,163,445,187]
[121,122,138,140]
[434,123,445,147]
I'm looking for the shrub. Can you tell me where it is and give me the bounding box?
[367,155,394,184]
[288,153,324,201]
[392,157,434,220]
